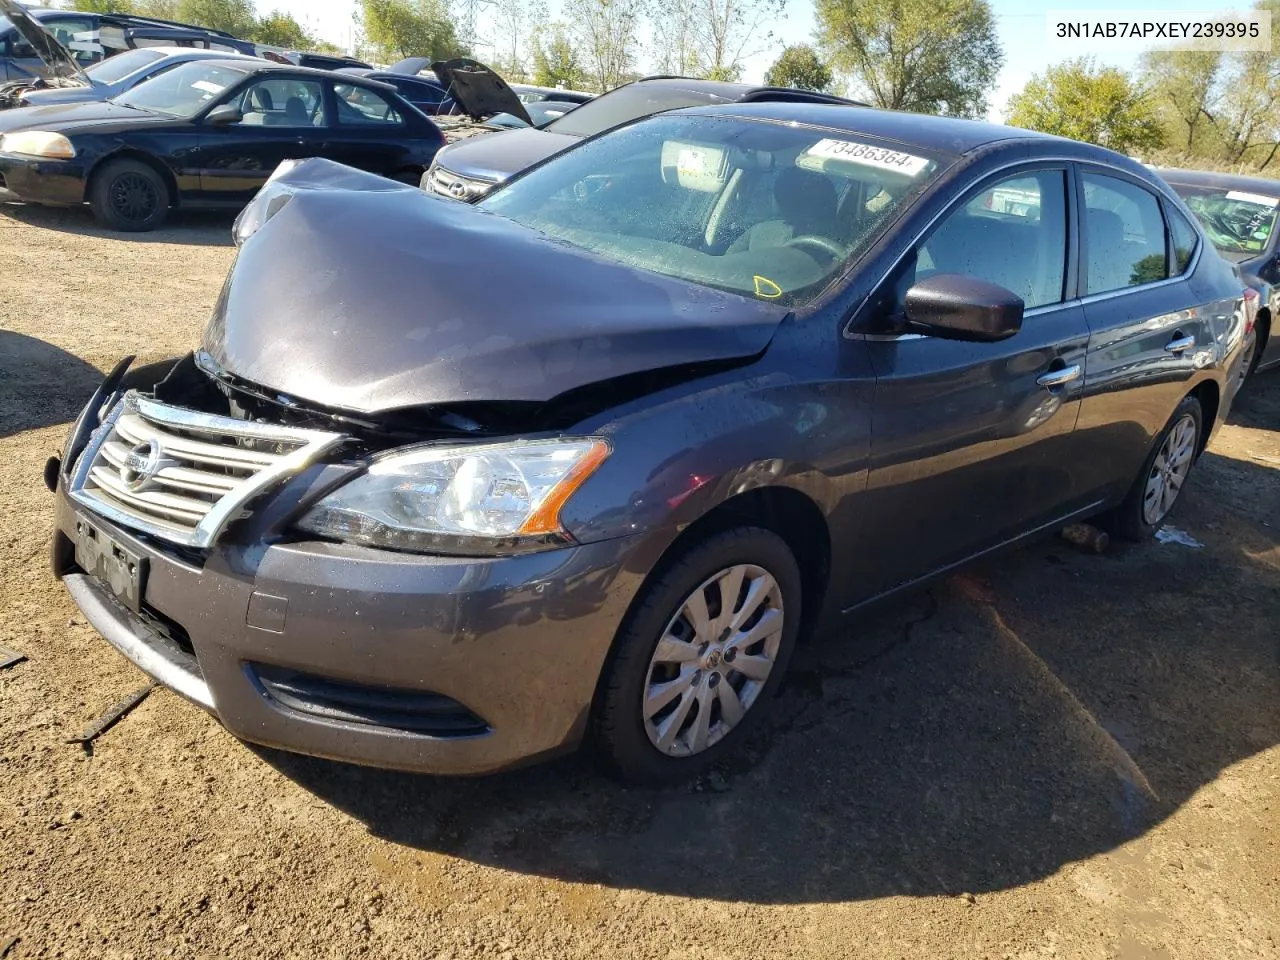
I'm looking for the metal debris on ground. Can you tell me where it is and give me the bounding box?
[66,682,156,746]
[1060,522,1110,553]
[0,645,25,669]
[1154,526,1204,549]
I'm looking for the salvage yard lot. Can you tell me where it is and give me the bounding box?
[1,205,1278,960]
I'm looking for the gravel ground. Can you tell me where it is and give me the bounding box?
[1,202,1278,960]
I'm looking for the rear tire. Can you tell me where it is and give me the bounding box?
[592,527,802,785]
[1106,394,1203,541]
[89,158,170,232]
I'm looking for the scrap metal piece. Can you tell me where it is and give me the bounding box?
[0,646,25,670]
[65,682,156,745]
[1,935,18,957]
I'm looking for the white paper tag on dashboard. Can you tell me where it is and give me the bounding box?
[804,139,930,176]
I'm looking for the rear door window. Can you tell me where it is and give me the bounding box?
[1082,173,1169,294]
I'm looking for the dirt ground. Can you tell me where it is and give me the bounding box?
[1,202,1277,960]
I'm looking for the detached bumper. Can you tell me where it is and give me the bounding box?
[52,490,648,775]
[0,153,86,205]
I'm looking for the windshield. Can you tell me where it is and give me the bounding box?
[114,60,248,118]
[545,85,732,138]
[1170,182,1279,258]
[480,114,944,306]
[86,48,166,84]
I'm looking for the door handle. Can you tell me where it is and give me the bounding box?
[1036,364,1082,388]
[1164,334,1196,353]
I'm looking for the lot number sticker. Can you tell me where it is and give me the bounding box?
[1226,190,1280,208]
[805,139,930,176]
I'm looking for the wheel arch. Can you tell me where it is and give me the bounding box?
[1188,379,1220,456]
[85,150,180,208]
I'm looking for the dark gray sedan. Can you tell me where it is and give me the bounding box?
[49,104,1248,783]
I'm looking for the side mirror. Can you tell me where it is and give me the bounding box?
[903,273,1024,342]
[205,103,242,127]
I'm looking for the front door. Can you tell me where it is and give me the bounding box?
[194,75,328,203]
[852,166,1093,598]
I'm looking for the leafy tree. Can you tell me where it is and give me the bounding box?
[765,44,832,91]
[1006,57,1166,155]
[175,0,258,37]
[650,0,784,82]
[1142,48,1223,154]
[816,0,1001,118]
[360,0,465,63]
[70,0,138,13]
[530,23,587,89]
[562,0,641,92]
[489,0,548,82]
[133,0,180,18]
[252,10,315,47]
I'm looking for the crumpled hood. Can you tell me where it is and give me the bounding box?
[0,0,89,83]
[203,160,787,415]
[434,125,579,184]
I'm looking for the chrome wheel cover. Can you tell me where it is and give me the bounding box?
[642,564,784,757]
[1143,413,1197,526]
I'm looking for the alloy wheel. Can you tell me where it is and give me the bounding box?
[109,172,159,225]
[642,563,784,757]
[1142,413,1197,525]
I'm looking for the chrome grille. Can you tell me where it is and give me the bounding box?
[425,163,496,201]
[69,391,344,548]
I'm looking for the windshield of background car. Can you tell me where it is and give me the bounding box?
[479,114,946,306]
[86,47,166,84]
[114,61,248,118]
[545,86,733,138]
[1171,182,1279,259]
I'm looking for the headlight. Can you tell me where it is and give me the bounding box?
[295,438,610,555]
[0,130,75,159]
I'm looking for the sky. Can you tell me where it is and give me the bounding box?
[265,0,1258,120]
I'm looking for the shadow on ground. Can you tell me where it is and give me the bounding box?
[1,203,235,247]
[263,376,1279,904]
[0,331,103,439]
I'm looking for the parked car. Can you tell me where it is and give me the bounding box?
[257,48,371,71]
[49,104,1247,783]
[1156,167,1280,378]
[337,65,457,116]
[11,45,259,109]
[0,0,251,95]
[0,57,445,230]
[423,76,867,201]
[511,83,593,105]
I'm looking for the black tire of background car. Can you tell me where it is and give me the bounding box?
[1105,393,1204,542]
[591,526,802,785]
[89,158,170,233]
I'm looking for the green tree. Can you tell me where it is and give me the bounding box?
[530,23,586,89]
[133,0,179,18]
[252,10,315,47]
[69,0,138,13]
[1006,58,1166,155]
[1142,48,1224,154]
[562,0,641,92]
[175,0,258,37]
[816,0,1001,117]
[765,44,832,91]
[650,0,784,82]
[360,0,464,62]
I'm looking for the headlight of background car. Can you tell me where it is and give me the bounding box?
[0,130,75,159]
[295,438,610,555]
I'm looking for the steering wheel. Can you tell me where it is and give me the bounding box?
[784,234,844,263]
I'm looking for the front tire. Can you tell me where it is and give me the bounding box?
[592,527,802,785]
[89,158,170,232]
[1108,394,1203,541]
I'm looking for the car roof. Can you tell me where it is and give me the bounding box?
[1154,166,1280,194]
[137,46,257,59]
[629,75,864,107]
[675,100,1069,155]
[194,57,400,90]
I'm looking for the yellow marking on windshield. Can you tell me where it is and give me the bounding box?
[753,276,783,299]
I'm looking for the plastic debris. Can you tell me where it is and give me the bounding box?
[1154,526,1203,548]
[0,646,25,670]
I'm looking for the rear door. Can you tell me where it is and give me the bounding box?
[1073,167,1214,502]
[853,165,1093,597]
[322,81,412,176]
[194,74,328,203]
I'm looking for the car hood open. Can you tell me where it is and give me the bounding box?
[430,57,531,125]
[203,160,787,415]
[0,0,90,84]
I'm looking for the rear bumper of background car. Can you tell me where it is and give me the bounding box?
[50,478,650,776]
[0,153,86,204]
